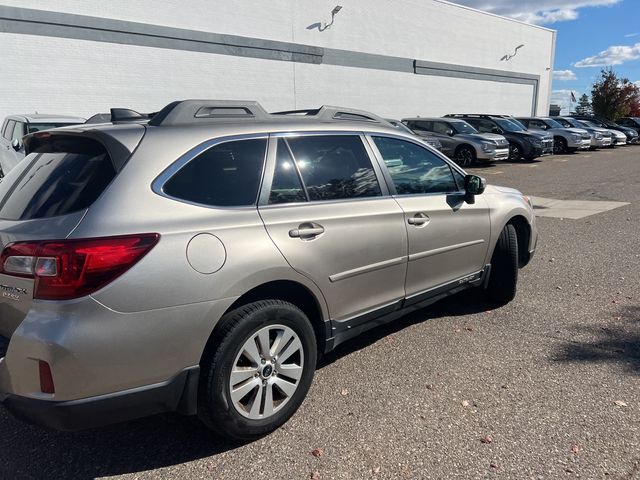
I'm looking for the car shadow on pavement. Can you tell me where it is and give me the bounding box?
[553,305,640,375]
[0,290,493,479]
[319,289,494,368]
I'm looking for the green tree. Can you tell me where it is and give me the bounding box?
[591,68,640,120]
[575,94,592,115]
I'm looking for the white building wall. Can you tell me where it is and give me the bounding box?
[0,0,555,122]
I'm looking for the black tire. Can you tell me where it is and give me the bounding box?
[454,145,476,167]
[509,143,523,161]
[198,300,317,441]
[486,224,519,305]
[554,137,567,154]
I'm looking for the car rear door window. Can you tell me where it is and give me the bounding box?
[12,122,25,141]
[285,135,381,201]
[373,136,458,194]
[163,138,267,207]
[0,136,116,220]
[268,138,307,204]
[3,120,15,140]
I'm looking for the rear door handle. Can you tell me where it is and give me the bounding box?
[408,213,430,226]
[289,223,325,239]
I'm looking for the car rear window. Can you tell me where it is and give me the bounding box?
[0,136,116,220]
[27,123,76,134]
[162,138,267,207]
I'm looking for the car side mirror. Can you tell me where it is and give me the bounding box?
[11,138,22,151]
[446,129,454,136]
[464,174,486,204]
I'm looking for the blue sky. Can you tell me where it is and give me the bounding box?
[452,1,640,111]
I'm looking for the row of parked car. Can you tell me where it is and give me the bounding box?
[387,114,640,167]
[2,111,639,175]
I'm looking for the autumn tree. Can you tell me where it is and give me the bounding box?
[575,94,592,115]
[591,68,640,120]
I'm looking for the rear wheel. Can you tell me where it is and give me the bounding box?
[454,145,476,167]
[198,300,317,441]
[486,224,519,304]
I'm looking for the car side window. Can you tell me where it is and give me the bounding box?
[530,120,547,130]
[285,135,381,201]
[4,120,15,140]
[163,138,267,207]
[432,121,453,136]
[473,119,495,133]
[268,139,307,204]
[12,122,25,141]
[406,121,432,133]
[372,136,459,195]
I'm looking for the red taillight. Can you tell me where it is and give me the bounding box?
[0,234,159,300]
[39,360,55,394]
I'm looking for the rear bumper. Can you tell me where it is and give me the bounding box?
[1,366,199,431]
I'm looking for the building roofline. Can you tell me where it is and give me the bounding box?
[432,0,556,33]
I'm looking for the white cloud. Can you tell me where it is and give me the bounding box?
[553,69,577,81]
[574,42,640,67]
[451,0,622,25]
[625,33,639,38]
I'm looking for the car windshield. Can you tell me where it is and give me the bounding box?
[544,119,564,129]
[580,120,600,129]
[27,123,77,133]
[494,118,525,132]
[450,120,477,134]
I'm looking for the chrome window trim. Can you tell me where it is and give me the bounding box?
[151,133,269,210]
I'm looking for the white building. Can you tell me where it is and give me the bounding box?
[0,0,556,122]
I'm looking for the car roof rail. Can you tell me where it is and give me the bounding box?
[272,105,392,125]
[149,100,270,126]
[84,109,156,124]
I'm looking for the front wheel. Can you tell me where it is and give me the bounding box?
[508,143,522,161]
[485,224,519,304]
[454,145,476,167]
[198,300,317,441]
[554,137,568,154]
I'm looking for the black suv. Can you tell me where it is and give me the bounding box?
[445,114,554,161]
[570,115,639,144]
[616,117,640,136]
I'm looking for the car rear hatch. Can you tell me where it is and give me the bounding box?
[0,126,144,339]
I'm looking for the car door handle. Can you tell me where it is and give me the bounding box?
[289,223,325,239]
[408,213,430,226]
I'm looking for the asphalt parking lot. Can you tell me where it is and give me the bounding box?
[1,147,638,480]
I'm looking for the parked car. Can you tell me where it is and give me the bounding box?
[0,114,85,176]
[570,115,639,144]
[401,117,509,166]
[616,117,640,136]
[445,114,554,161]
[516,117,591,154]
[553,117,613,149]
[577,120,627,146]
[0,100,537,439]
[385,118,443,151]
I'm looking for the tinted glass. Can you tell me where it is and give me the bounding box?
[286,135,381,201]
[495,118,525,132]
[545,118,563,129]
[0,137,116,220]
[27,123,76,134]
[164,139,266,207]
[269,139,307,204]
[432,121,454,135]
[373,136,458,194]
[450,120,477,134]
[406,121,432,133]
[529,120,548,130]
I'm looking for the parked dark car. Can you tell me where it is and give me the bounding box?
[616,117,640,137]
[445,114,554,161]
[570,115,639,144]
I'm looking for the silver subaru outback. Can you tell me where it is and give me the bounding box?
[0,100,537,440]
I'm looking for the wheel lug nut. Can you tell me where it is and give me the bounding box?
[261,358,266,364]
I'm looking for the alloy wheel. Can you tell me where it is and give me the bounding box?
[229,324,304,420]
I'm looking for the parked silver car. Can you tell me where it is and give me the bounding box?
[0,100,537,439]
[385,118,443,152]
[553,117,613,148]
[578,120,627,146]
[402,117,510,166]
[0,114,85,176]
[516,117,591,154]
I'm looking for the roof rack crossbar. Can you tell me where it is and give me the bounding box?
[149,100,270,126]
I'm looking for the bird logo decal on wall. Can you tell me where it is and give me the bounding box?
[501,44,525,61]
